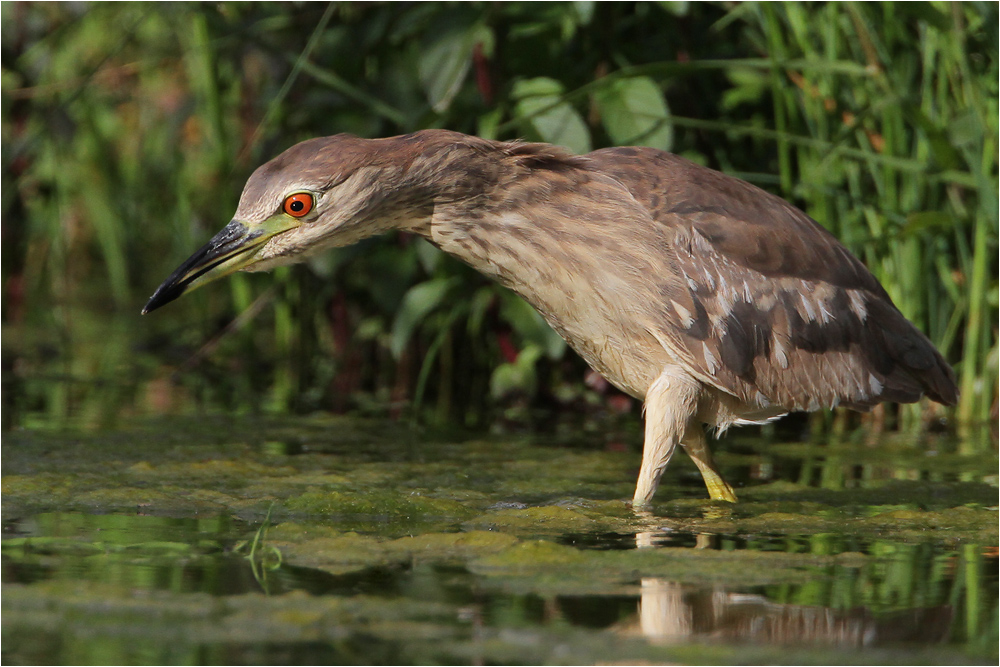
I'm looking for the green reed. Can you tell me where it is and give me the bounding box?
[2,2,995,437]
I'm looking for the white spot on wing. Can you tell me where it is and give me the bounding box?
[868,374,883,396]
[702,342,719,375]
[800,293,817,321]
[672,301,694,328]
[715,280,736,314]
[774,345,789,369]
[850,373,867,401]
[848,290,868,321]
[818,300,834,323]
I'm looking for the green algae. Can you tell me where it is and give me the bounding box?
[464,504,621,534]
[265,523,521,575]
[268,530,396,575]
[476,539,590,568]
[285,489,473,519]
[739,478,997,509]
[259,516,872,595]
[2,415,997,665]
[468,539,863,593]
[2,580,457,646]
[3,415,995,548]
[390,529,520,561]
[652,480,999,546]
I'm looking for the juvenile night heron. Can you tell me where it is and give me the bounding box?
[144,130,958,506]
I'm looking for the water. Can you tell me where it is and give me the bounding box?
[2,413,997,665]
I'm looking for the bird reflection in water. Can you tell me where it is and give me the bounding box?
[629,518,953,647]
[631,578,952,647]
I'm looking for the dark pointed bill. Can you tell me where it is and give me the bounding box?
[142,220,263,314]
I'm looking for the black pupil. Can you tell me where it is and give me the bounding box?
[289,199,304,212]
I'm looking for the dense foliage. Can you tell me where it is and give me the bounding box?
[2,2,996,436]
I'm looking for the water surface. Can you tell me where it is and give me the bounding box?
[2,414,996,665]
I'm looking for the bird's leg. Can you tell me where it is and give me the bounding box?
[681,428,737,503]
[633,367,700,508]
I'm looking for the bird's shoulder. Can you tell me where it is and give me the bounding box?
[585,146,883,294]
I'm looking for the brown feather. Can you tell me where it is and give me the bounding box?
[584,146,958,409]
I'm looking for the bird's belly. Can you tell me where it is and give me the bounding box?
[548,325,660,399]
[493,273,666,399]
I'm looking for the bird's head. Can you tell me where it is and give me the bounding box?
[142,133,430,314]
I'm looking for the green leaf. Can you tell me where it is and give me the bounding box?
[499,292,566,360]
[413,237,444,274]
[893,2,951,31]
[595,76,673,150]
[657,1,689,17]
[905,107,963,170]
[477,107,504,141]
[573,2,596,24]
[390,277,460,359]
[904,211,953,235]
[419,22,492,112]
[490,344,544,399]
[512,77,592,154]
[722,66,769,110]
[467,287,496,338]
[948,110,983,149]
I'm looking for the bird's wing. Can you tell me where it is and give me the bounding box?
[587,147,957,412]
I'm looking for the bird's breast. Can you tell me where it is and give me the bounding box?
[427,208,673,399]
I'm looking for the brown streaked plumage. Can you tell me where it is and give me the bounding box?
[143,129,958,507]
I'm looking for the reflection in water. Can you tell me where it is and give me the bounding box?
[638,578,694,639]
[2,509,995,665]
[625,514,982,650]
[634,578,952,647]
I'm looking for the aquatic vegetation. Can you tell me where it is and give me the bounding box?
[3,415,996,665]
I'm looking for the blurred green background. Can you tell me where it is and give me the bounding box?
[2,2,996,440]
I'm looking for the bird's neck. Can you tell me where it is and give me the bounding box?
[381,130,585,241]
[380,132,509,236]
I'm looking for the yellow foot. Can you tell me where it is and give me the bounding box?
[699,468,738,503]
[682,432,738,502]
[705,477,738,502]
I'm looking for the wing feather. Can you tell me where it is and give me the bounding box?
[587,147,958,410]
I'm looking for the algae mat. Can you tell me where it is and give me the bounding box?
[2,415,997,665]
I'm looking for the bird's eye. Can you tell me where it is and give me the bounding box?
[282,193,314,218]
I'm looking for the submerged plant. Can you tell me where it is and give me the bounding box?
[235,503,283,594]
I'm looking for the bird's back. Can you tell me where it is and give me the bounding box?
[585,146,958,414]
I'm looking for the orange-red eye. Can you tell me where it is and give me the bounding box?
[283,193,314,217]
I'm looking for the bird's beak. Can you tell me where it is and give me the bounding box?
[142,216,297,314]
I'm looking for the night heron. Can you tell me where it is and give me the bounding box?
[143,130,958,506]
